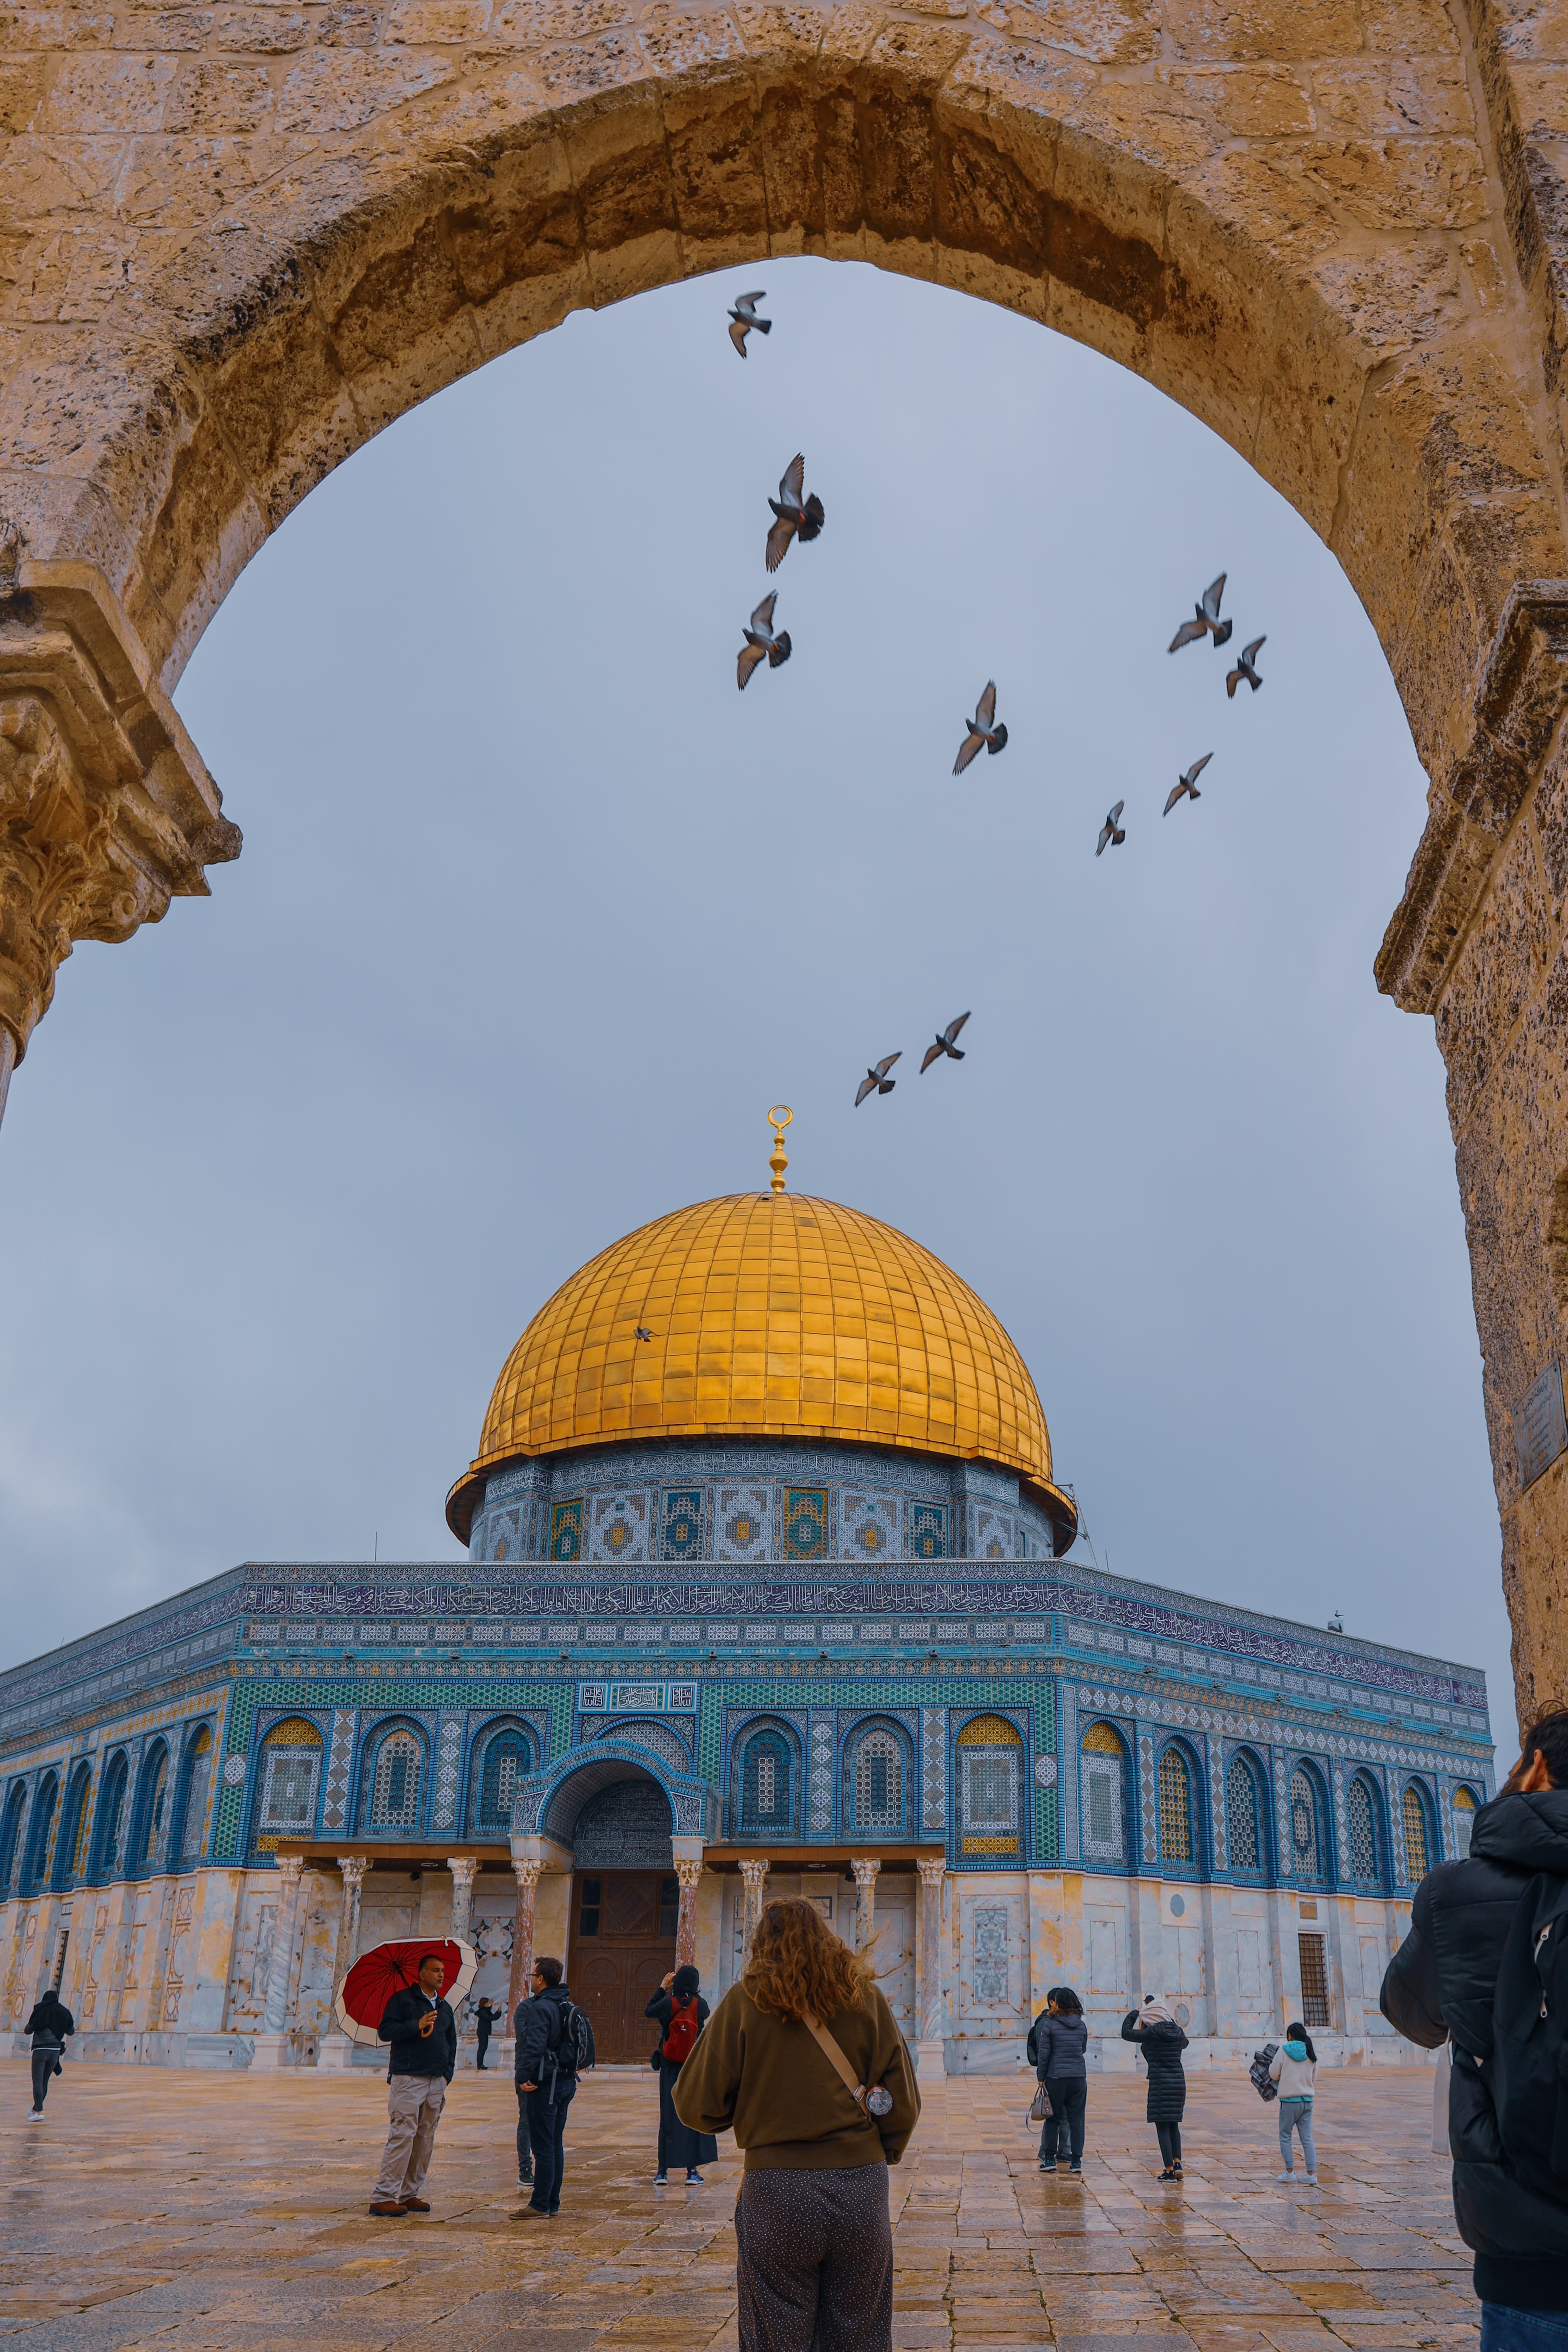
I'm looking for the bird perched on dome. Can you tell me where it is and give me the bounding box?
[855,1054,901,1106]
[765,454,825,572]
[737,592,791,689]
[1226,637,1266,696]
[1168,574,1233,652]
[953,683,1008,776]
[728,291,771,357]
[1163,753,1212,815]
[1097,801,1126,855]
[635,1326,653,1343]
[921,1013,970,1073]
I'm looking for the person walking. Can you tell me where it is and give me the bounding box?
[475,1996,497,2071]
[1029,1987,1089,2176]
[1121,1996,1189,2179]
[369,1950,457,2217]
[24,1987,74,2118]
[513,1956,582,2218]
[1269,2021,1319,2185]
[674,1895,920,2352]
[1382,1707,1568,2350]
[646,1962,718,2187]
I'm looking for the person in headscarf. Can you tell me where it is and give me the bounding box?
[24,1987,74,2119]
[646,1963,719,2187]
[1121,1995,1189,2179]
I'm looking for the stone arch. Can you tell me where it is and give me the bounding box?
[539,1754,675,1862]
[53,1758,94,1891]
[131,1738,172,1873]
[173,1723,216,1865]
[1286,1757,1333,1884]
[1224,1744,1270,1878]
[92,1749,131,1880]
[727,1714,802,1839]
[20,1769,58,1894]
[1154,1734,1205,1873]
[0,1778,26,1897]
[352,1715,427,1837]
[1345,1767,1389,1888]
[1399,1771,1439,1883]
[466,1713,539,1836]
[1080,1717,1132,1864]
[249,1711,327,1850]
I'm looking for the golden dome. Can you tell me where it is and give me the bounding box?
[447,1191,1071,1541]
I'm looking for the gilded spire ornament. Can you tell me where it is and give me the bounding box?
[767,1105,793,1193]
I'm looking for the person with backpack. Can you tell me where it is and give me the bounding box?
[513,1955,593,2218]
[1121,1996,1189,2179]
[1381,1708,1568,2348]
[1268,2022,1318,2185]
[1027,1987,1089,2176]
[646,1963,719,2187]
[24,1987,73,2118]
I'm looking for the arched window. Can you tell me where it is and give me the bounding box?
[177,1728,214,1863]
[56,1763,93,1886]
[1402,1782,1433,1882]
[95,1752,129,1876]
[472,1727,533,1835]
[741,1729,794,1834]
[1347,1775,1381,1884]
[370,1728,423,1830]
[1226,1754,1263,1872]
[0,1781,24,1895]
[851,1727,905,1833]
[1452,1785,1479,1860]
[21,1773,58,1890]
[1080,1722,1127,1862]
[1289,1767,1325,1878]
[1158,1746,1194,1864]
[958,1714,1023,1855]
[258,1717,324,1838]
[136,1743,170,1869]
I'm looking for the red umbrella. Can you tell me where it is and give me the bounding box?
[335,1937,478,2047]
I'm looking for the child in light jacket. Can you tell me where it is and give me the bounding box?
[1268,2022,1318,2184]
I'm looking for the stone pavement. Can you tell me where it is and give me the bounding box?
[0,2058,1475,2350]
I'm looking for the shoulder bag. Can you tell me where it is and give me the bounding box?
[802,2012,895,2119]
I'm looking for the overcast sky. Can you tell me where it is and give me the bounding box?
[0,258,1517,1761]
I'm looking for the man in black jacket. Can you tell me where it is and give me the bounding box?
[513,1956,578,2218]
[1381,1708,1568,2346]
[24,1987,74,2118]
[369,1951,457,2217]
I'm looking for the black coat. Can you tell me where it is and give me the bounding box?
[24,1996,74,2053]
[1029,2013,1088,2080]
[646,1990,718,2171]
[514,1981,576,2088]
[378,1987,457,2081]
[1381,1786,1568,2310]
[475,2002,497,2045]
[1122,2013,1187,2121]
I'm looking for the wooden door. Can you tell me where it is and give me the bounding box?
[570,1871,678,2062]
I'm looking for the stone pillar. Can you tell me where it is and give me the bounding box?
[317,1855,368,2071]
[447,1855,478,2056]
[851,1857,880,1954]
[251,1855,304,2069]
[739,1859,770,1948]
[506,1861,540,2034]
[915,1856,946,2077]
[673,1855,703,1969]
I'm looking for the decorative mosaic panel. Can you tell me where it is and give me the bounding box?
[587,1492,651,1564]
[909,1503,947,1561]
[921,1707,947,1831]
[715,1487,772,1562]
[971,1507,1012,1561]
[487,1507,521,1565]
[840,1492,898,1561]
[549,1501,584,1562]
[1209,1737,1227,1873]
[809,1713,835,1833]
[1138,1730,1157,1863]
[431,1711,464,1832]
[321,1707,356,1833]
[783,1489,829,1561]
[661,1488,706,1562]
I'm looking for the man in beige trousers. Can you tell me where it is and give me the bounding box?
[369,1952,457,2216]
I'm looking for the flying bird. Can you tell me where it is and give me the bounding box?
[1097,801,1126,855]
[1226,636,1266,696]
[855,1054,901,1107]
[1163,752,1212,815]
[728,290,771,358]
[635,1326,653,1343]
[765,454,825,572]
[952,683,1008,776]
[921,1013,971,1073]
[1168,574,1233,653]
[737,592,792,690]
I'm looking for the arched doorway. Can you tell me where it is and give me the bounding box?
[543,1760,678,2061]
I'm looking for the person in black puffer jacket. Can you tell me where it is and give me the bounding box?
[24,1988,74,2119]
[1122,1997,1188,2178]
[1028,1987,1089,2175]
[1381,1708,1568,2346]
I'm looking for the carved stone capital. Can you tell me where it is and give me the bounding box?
[447,1855,479,1889]
[673,1856,704,1889]
[851,1856,882,1889]
[915,1855,946,1889]
[337,1855,369,1888]
[738,1858,770,1893]
[511,1859,542,1892]
[273,1854,304,1892]
[0,557,238,1067]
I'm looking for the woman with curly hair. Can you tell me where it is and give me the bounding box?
[674,1896,920,2352]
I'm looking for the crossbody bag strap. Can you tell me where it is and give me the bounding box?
[802,2013,873,2120]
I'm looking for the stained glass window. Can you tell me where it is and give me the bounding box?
[854,1730,903,1831]
[1402,1784,1430,1882]
[1289,1769,1322,1877]
[1158,1748,1193,1863]
[262,1718,323,1832]
[1080,1723,1126,1861]
[477,1732,530,1830]
[372,1732,421,1829]
[1226,1757,1261,1870]
[742,1732,792,1831]
[1452,1786,1478,1858]
[1347,1777,1379,1882]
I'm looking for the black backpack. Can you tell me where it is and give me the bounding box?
[540,1994,596,2094]
[1489,1871,1568,2185]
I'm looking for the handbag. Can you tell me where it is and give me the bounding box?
[1028,2081,1053,2124]
[802,2012,895,2119]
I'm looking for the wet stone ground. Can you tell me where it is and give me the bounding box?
[0,2058,1474,2349]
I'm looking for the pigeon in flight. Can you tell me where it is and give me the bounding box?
[1226,637,1266,696]
[1168,575,1233,653]
[1097,801,1126,855]
[728,291,771,357]
[855,1054,901,1107]
[635,1326,653,1343]
[765,454,825,572]
[1163,753,1212,815]
[921,1013,971,1073]
[952,683,1008,776]
[737,592,792,690]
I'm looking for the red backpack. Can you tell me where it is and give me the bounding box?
[662,1996,700,2065]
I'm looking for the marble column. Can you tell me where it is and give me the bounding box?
[506,1860,541,2034]
[317,1855,368,2070]
[448,1855,478,2053]
[915,1855,947,2078]
[739,1859,770,1947]
[851,1856,881,1954]
[251,1855,304,2069]
[674,1856,703,1969]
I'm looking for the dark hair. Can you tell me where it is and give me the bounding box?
[1285,2020,1317,2063]
[672,1964,700,1999]
[1050,1985,1083,2016]
[1518,1708,1568,1790]
[535,1954,563,1987]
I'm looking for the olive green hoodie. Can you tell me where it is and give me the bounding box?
[672,1977,920,2169]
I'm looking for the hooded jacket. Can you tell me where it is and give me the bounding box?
[1121,2010,1188,2120]
[513,1980,577,2092]
[24,1993,74,2053]
[1381,1785,1568,2312]
[1029,2012,1089,2080]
